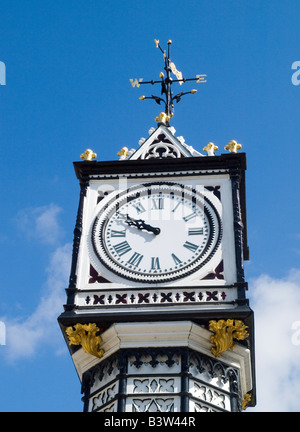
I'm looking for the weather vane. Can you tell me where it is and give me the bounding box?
[130,39,207,126]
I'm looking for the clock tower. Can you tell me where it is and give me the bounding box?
[58,40,255,412]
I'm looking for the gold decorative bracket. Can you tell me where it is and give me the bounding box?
[209,319,249,357]
[65,323,104,358]
[242,393,252,410]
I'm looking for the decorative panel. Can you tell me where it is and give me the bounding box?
[128,396,180,412]
[81,347,242,412]
[91,381,119,411]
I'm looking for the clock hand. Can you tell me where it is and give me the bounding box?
[124,214,160,235]
[139,220,161,235]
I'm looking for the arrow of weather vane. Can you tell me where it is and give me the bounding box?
[130,39,207,125]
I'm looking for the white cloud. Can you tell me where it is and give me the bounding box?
[2,243,72,362]
[248,269,300,412]
[16,203,64,245]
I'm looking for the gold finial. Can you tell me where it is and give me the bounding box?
[139,95,146,100]
[80,149,97,161]
[203,142,218,156]
[209,319,249,357]
[65,323,104,358]
[154,38,159,48]
[242,393,252,410]
[159,72,164,78]
[117,146,130,160]
[155,112,172,125]
[191,89,197,94]
[224,140,242,153]
[167,39,172,44]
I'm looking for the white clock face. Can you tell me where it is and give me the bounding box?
[91,182,222,283]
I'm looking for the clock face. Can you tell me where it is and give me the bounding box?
[91,182,222,283]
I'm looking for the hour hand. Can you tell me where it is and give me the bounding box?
[124,214,160,235]
[139,220,161,235]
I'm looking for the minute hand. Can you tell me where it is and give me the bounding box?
[125,215,160,235]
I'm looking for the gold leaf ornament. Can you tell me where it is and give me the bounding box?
[117,147,129,159]
[80,149,97,161]
[203,142,218,156]
[209,319,249,357]
[242,393,252,410]
[155,112,172,124]
[224,140,242,153]
[65,323,104,358]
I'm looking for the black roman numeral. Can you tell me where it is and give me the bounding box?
[151,257,161,270]
[152,197,164,210]
[171,201,181,213]
[110,229,126,237]
[127,252,144,267]
[113,241,132,256]
[188,227,204,235]
[183,211,197,222]
[183,241,199,252]
[171,253,182,265]
[133,202,146,214]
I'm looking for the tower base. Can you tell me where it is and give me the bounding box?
[69,321,252,412]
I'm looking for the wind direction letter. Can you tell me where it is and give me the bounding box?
[130,78,143,88]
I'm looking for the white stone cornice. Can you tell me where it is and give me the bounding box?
[72,320,252,397]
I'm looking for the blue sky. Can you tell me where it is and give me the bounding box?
[0,0,300,412]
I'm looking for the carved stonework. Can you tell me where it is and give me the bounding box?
[133,378,175,393]
[92,382,118,411]
[132,398,175,412]
[81,347,242,412]
[81,287,232,307]
[140,133,183,159]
